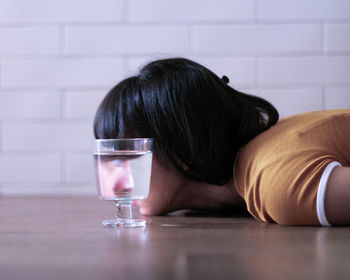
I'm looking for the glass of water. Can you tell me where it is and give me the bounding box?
[93,138,153,227]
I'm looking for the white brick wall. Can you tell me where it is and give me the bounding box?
[0,0,349,196]
[65,26,190,54]
[259,0,350,20]
[0,27,59,55]
[0,0,124,23]
[2,59,124,87]
[195,24,322,53]
[64,90,107,120]
[2,122,93,151]
[0,154,61,182]
[261,57,350,84]
[250,88,323,117]
[326,24,350,52]
[0,91,60,119]
[128,0,255,21]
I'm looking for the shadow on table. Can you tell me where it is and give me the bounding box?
[166,205,253,219]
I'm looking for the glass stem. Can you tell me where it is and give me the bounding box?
[116,201,132,221]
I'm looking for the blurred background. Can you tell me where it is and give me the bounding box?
[0,0,349,196]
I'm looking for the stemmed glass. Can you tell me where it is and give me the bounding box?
[93,138,153,227]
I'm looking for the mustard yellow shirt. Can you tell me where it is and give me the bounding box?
[234,109,350,225]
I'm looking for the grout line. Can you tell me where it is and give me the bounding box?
[60,19,350,26]
[0,119,2,153]
[321,85,326,110]
[60,152,67,184]
[122,0,129,23]
[322,21,328,54]
[254,0,260,22]
[0,116,93,122]
[122,55,129,77]
[1,50,350,62]
[0,19,349,28]
[3,52,350,61]
[189,24,195,55]
[0,183,96,196]
[256,55,262,86]
[58,24,65,57]
[60,89,66,120]
[0,56,2,88]
[0,118,95,125]
[0,150,91,156]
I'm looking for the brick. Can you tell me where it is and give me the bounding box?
[65,26,190,54]
[0,0,123,23]
[0,27,59,55]
[0,91,60,119]
[127,56,256,85]
[2,59,124,87]
[2,122,93,151]
[128,0,255,21]
[261,57,350,84]
[251,88,323,117]
[126,55,174,76]
[65,90,107,119]
[195,57,256,85]
[0,154,61,182]
[195,24,321,53]
[260,0,350,20]
[327,24,350,52]
[66,154,96,183]
[2,183,96,196]
[325,89,350,109]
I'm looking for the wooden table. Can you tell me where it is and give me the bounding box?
[1,197,350,280]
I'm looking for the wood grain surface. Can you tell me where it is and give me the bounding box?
[1,197,349,280]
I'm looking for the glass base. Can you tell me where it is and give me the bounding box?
[102,218,146,228]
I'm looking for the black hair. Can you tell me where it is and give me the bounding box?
[94,58,279,185]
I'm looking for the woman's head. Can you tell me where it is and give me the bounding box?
[94,57,278,185]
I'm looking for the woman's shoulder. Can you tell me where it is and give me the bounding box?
[234,109,350,198]
[279,109,350,125]
[234,109,350,225]
[245,109,350,151]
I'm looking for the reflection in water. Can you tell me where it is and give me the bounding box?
[98,160,135,199]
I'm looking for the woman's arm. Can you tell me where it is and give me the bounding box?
[325,167,350,225]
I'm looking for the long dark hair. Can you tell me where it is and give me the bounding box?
[94,58,279,185]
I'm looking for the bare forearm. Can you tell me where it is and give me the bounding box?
[325,167,350,225]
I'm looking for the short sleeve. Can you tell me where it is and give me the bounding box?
[234,110,350,226]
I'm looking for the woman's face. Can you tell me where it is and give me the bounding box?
[95,153,184,214]
[97,159,135,199]
[137,158,186,215]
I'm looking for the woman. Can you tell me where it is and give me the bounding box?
[94,58,350,226]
